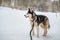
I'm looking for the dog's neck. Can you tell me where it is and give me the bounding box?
[29,13,36,22]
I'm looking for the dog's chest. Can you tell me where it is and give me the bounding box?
[30,20,38,27]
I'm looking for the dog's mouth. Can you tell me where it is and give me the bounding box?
[24,15,29,18]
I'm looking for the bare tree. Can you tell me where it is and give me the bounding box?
[10,0,15,8]
[0,0,2,6]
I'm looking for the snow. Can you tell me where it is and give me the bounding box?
[0,6,60,40]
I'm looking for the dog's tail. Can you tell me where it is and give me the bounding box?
[48,19,50,29]
[45,17,50,29]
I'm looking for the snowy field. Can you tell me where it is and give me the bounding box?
[0,6,60,40]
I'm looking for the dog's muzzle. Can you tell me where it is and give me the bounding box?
[24,15,29,18]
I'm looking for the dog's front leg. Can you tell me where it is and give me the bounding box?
[32,28,34,36]
[36,26,39,38]
[30,21,35,36]
[30,23,34,40]
[31,23,35,36]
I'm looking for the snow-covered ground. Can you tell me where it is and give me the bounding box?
[0,6,60,40]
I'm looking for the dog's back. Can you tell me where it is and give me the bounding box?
[36,15,47,23]
[35,15,48,25]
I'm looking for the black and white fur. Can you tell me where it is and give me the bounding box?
[24,8,50,40]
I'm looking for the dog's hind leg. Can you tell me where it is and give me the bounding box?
[43,25,47,37]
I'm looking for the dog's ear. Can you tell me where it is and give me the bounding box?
[28,8,33,13]
[28,8,30,13]
[32,10,36,17]
[28,8,30,11]
[32,10,34,13]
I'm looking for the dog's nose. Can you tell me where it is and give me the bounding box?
[24,15,25,16]
[24,15,26,17]
[24,15,26,18]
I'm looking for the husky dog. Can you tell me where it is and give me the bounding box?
[24,8,50,38]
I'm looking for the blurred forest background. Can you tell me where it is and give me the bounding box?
[0,0,60,12]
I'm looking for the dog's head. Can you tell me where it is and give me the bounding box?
[24,8,35,18]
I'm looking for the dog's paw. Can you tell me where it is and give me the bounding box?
[43,34,46,37]
[37,35,40,38]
